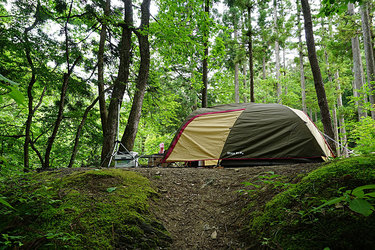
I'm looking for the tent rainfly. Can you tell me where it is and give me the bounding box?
[162,103,334,166]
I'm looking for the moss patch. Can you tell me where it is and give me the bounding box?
[245,155,375,249]
[0,168,171,249]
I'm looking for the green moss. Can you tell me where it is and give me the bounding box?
[246,155,375,249]
[0,168,171,249]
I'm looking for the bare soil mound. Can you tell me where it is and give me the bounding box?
[131,163,320,249]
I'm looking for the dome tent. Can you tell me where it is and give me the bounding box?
[162,103,334,166]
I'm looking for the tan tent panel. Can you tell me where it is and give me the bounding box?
[289,108,334,158]
[204,160,219,166]
[166,110,244,162]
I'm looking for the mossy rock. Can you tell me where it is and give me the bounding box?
[0,168,171,249]
[246,155,375,249]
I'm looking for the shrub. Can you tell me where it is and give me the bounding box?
[246,155,375,249]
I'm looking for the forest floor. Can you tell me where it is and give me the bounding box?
[131,163,321,249]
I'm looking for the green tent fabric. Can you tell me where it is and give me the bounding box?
[162,103,334,166]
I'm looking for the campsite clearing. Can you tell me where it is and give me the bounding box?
[131,163,321,249]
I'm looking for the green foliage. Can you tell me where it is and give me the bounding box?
[0,74,25,106]
[0,197,14,210]
[239,171,295,195]
[348,117,375,154]
[319,0,362,17]
[246,155,375,249]
[313,184,375,216]
[0,169,171,249]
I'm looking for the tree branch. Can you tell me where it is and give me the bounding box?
[0,134,25,139]
[32,86,47,113]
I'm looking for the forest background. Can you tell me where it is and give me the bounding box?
[1,0,375,172]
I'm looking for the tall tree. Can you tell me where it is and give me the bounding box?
[274,0,282,103]
[348,3,367,119]
[335,70,348,157]
[68,97,99,168]
[300,0,336,153]
[97,0,111,137]
[247,3,255,102]
[120,0,151,151]
[101,0,133,167]
[234,28,240,103]
[23,2,43,171]
[297,0,307,113]
[360,0,375,119]
[243,65,247,102]
[43,0,81,169]
[223,3,241,103]
[201,0,210,108]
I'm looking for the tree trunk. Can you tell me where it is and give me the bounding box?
[120,0,151,152]
[98,0,110,135]
[297,1,307,113]
[301,0,337,154]
[248,5,254,102]
[332,107,340,157]
[101,0,133,167]
[43,1,81,169]
[274,0,281,103]
[44,68,78,169]
[23,3,41,171]
[243,64,247,102]
[44,74,68,169]
[349,3,367,120]
[23,35,36,172]
[335,71,348,157]
[262,55,266,80]
[201,0,209,108]
[68,97,99,168]
[360,1,375,119]
[234,28,239,103]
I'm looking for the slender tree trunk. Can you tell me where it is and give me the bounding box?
[349,3,367,120]
[23,3,41,171]
[101,0,133,167]
[243,64,247,102]
[23,36,36,171]
[297,2,307,113]
[298,2,306,125]
[283,47,288,95]
[44,66,79,169]
[262,55,266,80]
[248,5,254,102]
[301,0,336,154]
[98,0,110,135]
[324,51,333,82]
[68,97,99,168]
[201,0,209,108]
[274,0,281,103]
[30,139,44,166]
[234,28,240,103]
[335,71,348,157]
[360,1,375,119]
[43,1,81,169]
[234,63,239,103]
[120,0,151,152]
[332,107,340,156]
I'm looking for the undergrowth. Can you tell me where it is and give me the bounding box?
[244,155,375,249]
[0,168,171,249]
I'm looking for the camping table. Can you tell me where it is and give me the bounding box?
[139,154,167,167]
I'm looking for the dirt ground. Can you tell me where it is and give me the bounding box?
[131,163,321,249]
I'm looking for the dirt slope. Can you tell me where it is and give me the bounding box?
[131,164,320,249]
